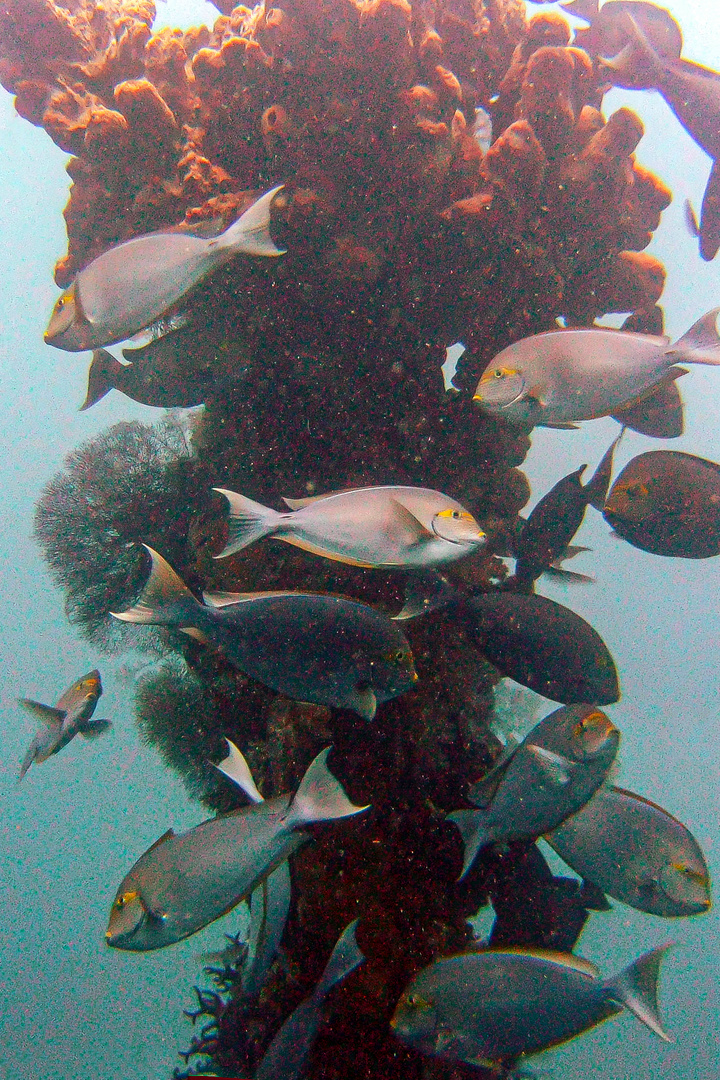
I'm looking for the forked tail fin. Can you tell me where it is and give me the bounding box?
[217,184,286,257]
[447,808,492,880]
[80,350,124,410]
[110,545,199,627]
[213,488,283,558]
[285,748,369,828]
[605,944,673,1042]
[312,919,365,1002]
[668,308,720,365]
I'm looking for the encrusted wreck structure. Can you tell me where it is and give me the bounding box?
[3,0,672,1074]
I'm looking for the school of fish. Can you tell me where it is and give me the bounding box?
[13,6,720,1075]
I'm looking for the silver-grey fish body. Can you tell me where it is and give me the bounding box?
[546,785,712,916]
[241,860,293,1000]
[480,328,675,425]
[392,946,671,1066]
[109,797,305,950]
[18,670,107,779]
[450,705,619,874]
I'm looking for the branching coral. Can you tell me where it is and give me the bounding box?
[11,0,679,1076]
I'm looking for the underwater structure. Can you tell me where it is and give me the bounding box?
[1,0,683,1076]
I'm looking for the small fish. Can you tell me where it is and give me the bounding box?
[473,308,720,427]
[45,185,286,351]
[397,576,619,706]
[80,324,222,410]
[448,704,620,878]
[239,863,292,1000]
[18,669,110,780]
[391,944,672,1068]
[214,485,486,568]
[601,18,720,259]
[112,546,417,720]
[471,107,493,154]
[106,740,368,950]
[255,919,365,1080]
[512,435,620,589]
[603,449,720,558]
[547,784,712,916]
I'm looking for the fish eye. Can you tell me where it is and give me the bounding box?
[114,891,137,910]
[452,510,461,519]
[406,993,432,1011]
[673,862,704,882]
[394,650,408,663]
[625,481,648,499]
[55,297,64,311]
[493,369,505,378]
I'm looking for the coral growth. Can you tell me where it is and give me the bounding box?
[12,0,677,1076]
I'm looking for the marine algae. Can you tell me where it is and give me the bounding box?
[5,0,681,1075]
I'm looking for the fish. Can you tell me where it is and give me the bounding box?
[391,944,672,1069]
[472,308,720,427]
[600,18,720,259]
[397,576,619,706]
[567,1,683,68]
[254,919,365,1080]
[106,740,368,951]
[112,545,417,720]
[45,185,286,351]
[18,669,110,780]
[448,704,620,878]
[239,862,292,1001]
[603,449,720,558]
[512,435,620,589]
[547,784,712,916]
[80,323,224,410]
[213,485,486,568]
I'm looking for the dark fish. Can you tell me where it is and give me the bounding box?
[568,0,683,67]
[513,435,620,588]
[449,704,619,877]
[601,17,720,259]
[46,186,285,351]
[81,324,222,410]
[391,945,672,1068]
[603,449,720,558]
[255,920,364,1080]
[547,785,712,916]
[112,546,417,719]
[396,576,619,705]
[106,742,368,951]
[18,669,110,779]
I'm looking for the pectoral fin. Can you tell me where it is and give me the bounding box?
[527,745,577,785]
[388,499,435,547]
[18,699,65,727]
[350,686,377,721]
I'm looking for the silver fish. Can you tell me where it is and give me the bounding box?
[547,784,712,917]
[448,704,620,879]
[255,919,364,1080]
[213,485,486,568]
[106,741,368,951]
[18,669,110,780]
[391,945,672,1068]
[112,546,417,720]
[45,185,285,351]
[473,308,720,427]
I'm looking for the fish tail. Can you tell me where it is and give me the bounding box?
[18,744,38,781]
[110,545,200,627]
[213,489,284,558]
[312,920,365,1003]
[213,738,264,803]
[598,15,663,83]
[78,718,112,739]
[447,808,492,881]
[584,431,622,511]
[286,748,370,828]
[669,307,720,365]
[393,571,459,621]
[605,944,674,1042]
[218,184,286,257]
[80,350,123,411]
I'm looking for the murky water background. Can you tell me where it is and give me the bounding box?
[0,1,718,1076]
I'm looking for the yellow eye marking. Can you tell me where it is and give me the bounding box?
[437,508,472,521]
[406,993,433,1011]
[114,891,139,911]
[672,863,706,883]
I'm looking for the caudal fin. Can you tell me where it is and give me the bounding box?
[605,944,673,1042]
[213,489,283,558]
[668,308,720,365]
[80,350,123,411]
[598,15,663,87]
[218,184,286,257]
[110,545,199,627]
[447,808,492,880]
[285,748,369,828]
[394,572,458,621]
[213,738,264,804]
[313,919,365,1003]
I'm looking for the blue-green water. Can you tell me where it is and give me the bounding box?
[1,0,719,1076]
